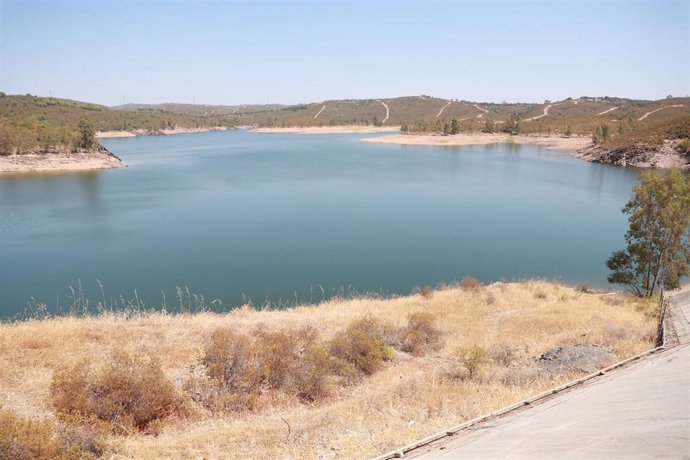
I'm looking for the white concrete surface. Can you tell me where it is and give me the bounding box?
[411,289,690,459]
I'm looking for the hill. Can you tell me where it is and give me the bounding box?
[1,93,688,168]
[0,94,239,155]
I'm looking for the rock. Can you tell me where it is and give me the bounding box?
[536,344,614,373]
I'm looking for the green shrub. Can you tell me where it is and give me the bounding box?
[51,350,185,433]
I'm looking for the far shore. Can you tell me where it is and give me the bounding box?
[251,125,400,134]
[96,126,231,138]
[361,132,592,152]
[0,147,123,174]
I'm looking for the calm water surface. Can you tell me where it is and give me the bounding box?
[0,130,639,317]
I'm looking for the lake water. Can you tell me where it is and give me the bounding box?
[0,130,639,318]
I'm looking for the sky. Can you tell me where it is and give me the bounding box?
[0,0,688,106]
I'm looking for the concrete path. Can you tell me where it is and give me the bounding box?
[412,289,690,459]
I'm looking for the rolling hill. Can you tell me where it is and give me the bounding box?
[1,92,688,168]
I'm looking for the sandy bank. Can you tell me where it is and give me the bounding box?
[251,125,400,134]
[96,126,230,138]
[361,133,592,152]
[0,146,123,174]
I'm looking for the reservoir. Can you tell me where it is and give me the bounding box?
[0,130,639,318]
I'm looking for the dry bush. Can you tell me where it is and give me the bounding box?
[294,345,332,402]
[50,350,186,433]
[460,276,481,292]
[575,284,592,293]
[255,330,299,389]
[489,343,519,367]
[329,316,394,376]
[495,365,543,387]
[0,408,104,460]
[458,345,488,379]
[420,285,433,299]
[400,311,441,356]
[202,329,258,392]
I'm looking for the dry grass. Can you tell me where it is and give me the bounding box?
[0,281,657,459]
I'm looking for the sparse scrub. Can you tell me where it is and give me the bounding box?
[460,276,482,292]
[489,343,519,367]
[0,280,659,459]
[400,311,441,356]
[50,350,186,433]
[0,408,105,459]
[329,316,394,375]
[459,345,488,379]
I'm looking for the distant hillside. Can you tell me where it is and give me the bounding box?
[112,102,286,116]
[1,92,688,168]
[0,94,239,154]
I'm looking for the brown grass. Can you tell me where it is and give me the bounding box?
[0,281,657,459]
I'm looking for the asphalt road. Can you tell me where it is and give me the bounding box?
[411,288,690,459]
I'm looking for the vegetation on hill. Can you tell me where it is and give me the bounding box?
[1,92,688,166]
[0,94,238,155]
[0,280,657,458]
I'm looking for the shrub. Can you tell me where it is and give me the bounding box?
[420,285,433,299]
[489,344,518,367]
[575,284,592,293]
[460,276,481,292]
[51,350,185,433]
[400,312,441,355]
[0,408,104,459]
[459,345,488,379]
[329,316,394,375]
[255,330,298,389]
[0,408,56,459]
[676,139,690,155]
[202,329,258,392]
[294,345,332,402]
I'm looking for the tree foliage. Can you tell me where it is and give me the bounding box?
[592,124,611,144]
[606,169,690,296]
[77,117,96,149]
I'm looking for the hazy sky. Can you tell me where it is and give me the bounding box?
[1,0,688,106]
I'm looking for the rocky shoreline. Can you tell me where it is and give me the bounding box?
[0,144,124,174]
[572,139,690,169]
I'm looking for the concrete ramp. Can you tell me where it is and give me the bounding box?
[409,289,690,459]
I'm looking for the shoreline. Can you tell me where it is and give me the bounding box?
[360,132,593,152]
[251,125,400,134]
[0,146,124,174]
[96,126,231,138]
